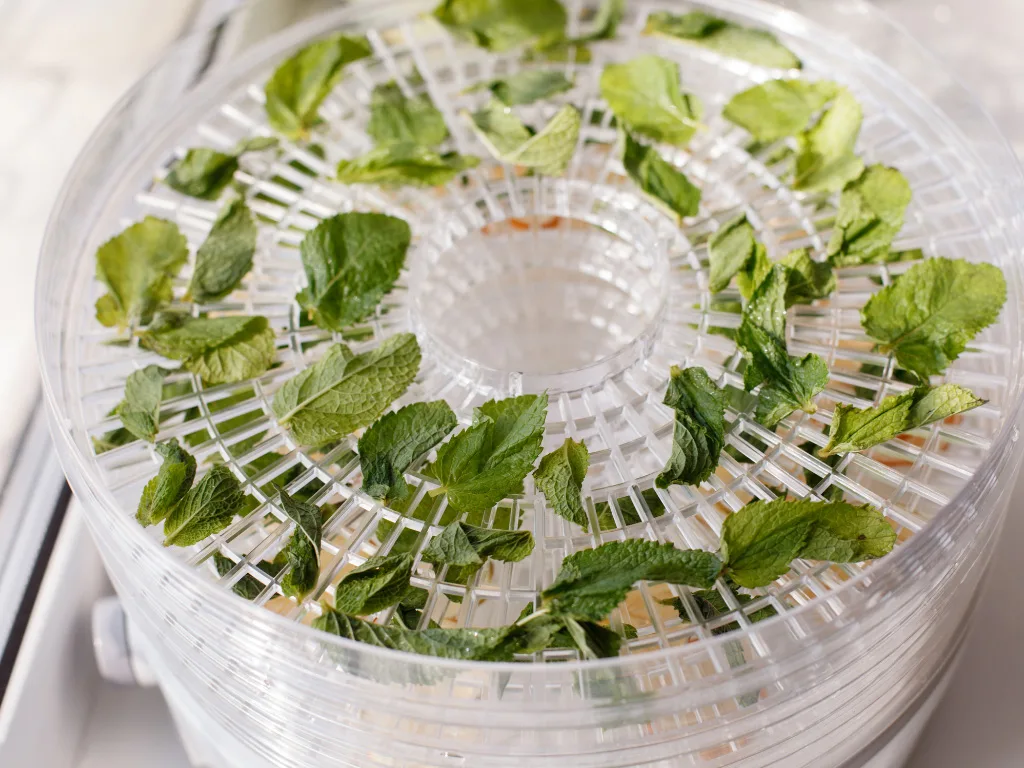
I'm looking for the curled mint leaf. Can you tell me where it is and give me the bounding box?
[136,439,196,527]
[720,497,895,588]
[793,88,864,193]
[367,81,449,147]
[468,101,581,176]
[264,35,372,140]
[708,214,757,294]
[644,11,801,70]
[723,79,837,143]
[336,144,480,187]
[165,136,278,200]
[163,465,246,547]
[779,248,835,306]
[358,401,458,503]
[189,198,257,303]
[333,553,415,615]
[427,394,547,515]
[473,70,573,106]
[139,313,276,386]
[822,383,985,456]
[432,0,567,52]
[272,333,421,447]
[116,365,170,442]
[94,217,189,330]
[422,521,534,579]
[534,437,589,529]
[297,212,411,331]
[622,132,701,220]
[656,366,726,489]
[861,257,1007,379]
[827,165,912,267]
[599,55,703,146]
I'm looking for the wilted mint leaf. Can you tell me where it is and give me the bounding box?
[163,465,246,547]
[333,553,415,615]
[599,55,703,146]
[136,439,196,526]
[264,34,372,140]
[622,132,701,220]
[272,333,421,447]
[473,70,573,106]
[723,79,837,143]
[277,492,323,598]
[432,0,567,52]
[779,248,835,306]
[115,365,170,442]
[468,101,580,175]
[422,521,534,582]
[861,258,1007,379]
[644,11,801,70]
[534,438,589,529]
[165,136,278,200]
[94,217,189,329]
[427,394,547,515]
[720,497,895,588]
[656,366,726,489]
[336,143,480,187]
[541,539,722,621]
[822,383,984,456]
[707,214,757,294]
[297,212,410,331]
[736,242,771,302]
[189,198,257,303]
[358,401,458,503]
[367,81,448,146]
[139,313,276,386]
[214,553,284,600]
[827,166,912,267]
[794,88,864,193]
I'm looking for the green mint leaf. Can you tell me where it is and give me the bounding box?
[214,554,284,600]
[622,132,701,220]
[164,137,278,200]
[722,79,837,143]
[861,257,1007,379]
[333,553,414,615]
[427,393,548,515]
[336,143,480,187]
[297,212,411,331]
[367,81,449,146]
[94,217,189,329]
[735,241,771,302]
[645,11,801,70]
[822,383,984,456]
[472,70,573,106]
[264,34,372,140]
[541,539,723,621]
[708,214,757,293]
[794,88,864,193]
[273,334,421,446]
[280,490,322,556]
[391,588,434,630]
[779,248,836,306]
[139,313,276,386]
[599,55,703,146]
[827,165,912,267]
[534,437,589,529]
[116,365,170,442]
[720,497,895,588]
[358,401,458,503]
[163,465,245,547]
[422,521,534,582]
[468,101,581,176]
[579,0,625,41]
[136,439,196,527]
[656,366,726,489]
[432,0,567,52]
[281,534,319,599]
[189,198,257,303]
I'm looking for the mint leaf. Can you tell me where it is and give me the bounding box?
[367,81,448,146]
[827,166,912,267]
[534,437,589,529]
[272,333,421,446]
[214,553,284,600]
[657,366,726,489]
[139,313,276,386]
[427,394,547,515]
[468,101,580,176]
[336,143,480,187]
[644,11,801,70]
[720,497,895,588]
[735,241,771,302]
[116,365,169,442]
[280,490,322,556]
[94,217,189,329]
[264,34,372,140]
[861,257,1008,379]
[579,0,624,41]
[297,212,410,331]
[722,79,837,143]
[165,137,278,200]
[136,439,196,526]
[358,401,458,503]
[822,384,984,456]
[779,248,835,306]
[794,88,864,193]
[333,553,414,615]
[189,198,257,303]
[599,55,702,146]
[432,0,567,52]
[474,70,574,106]
[708,214,757,293]
[281,535,319,599]
[422,521,534,581]
[541,539,722,621]
[622,132,701,220]
[163,465,245,547]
